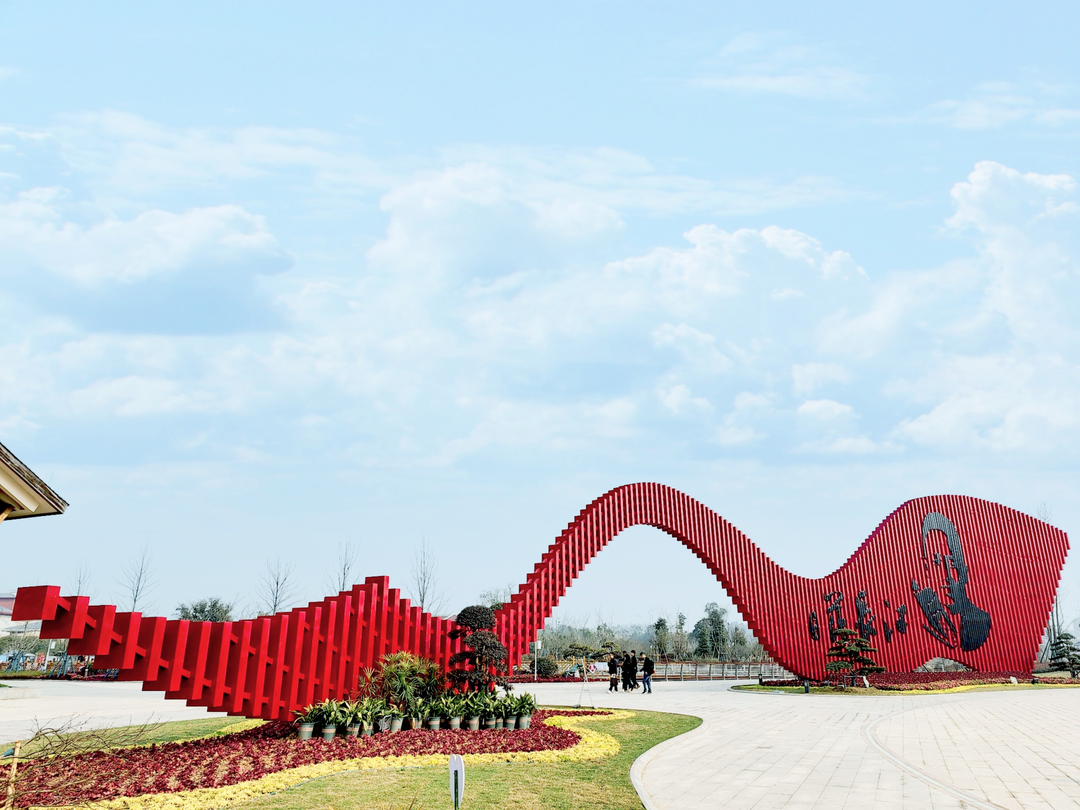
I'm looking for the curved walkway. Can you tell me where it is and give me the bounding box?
[521,680,1080,810]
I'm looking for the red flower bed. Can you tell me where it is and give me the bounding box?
[14,710,608,807]
[868,671,1026,686]
[761,672,1080,691]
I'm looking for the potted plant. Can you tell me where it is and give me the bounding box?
[429,694,451,730]
[515,693,536,729]
[360,697,381,736]
[482,692,498,730]
[464,692,482,731]
[376,700,394,734]
[446,694,464,731]
[388,705,404,733]
[407,696,427,731]
[496,693,512,730]
[320,699,344,741]
[342,699,362,737]
[293,703,319,740]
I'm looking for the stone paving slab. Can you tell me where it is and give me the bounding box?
[520,680,1080,810]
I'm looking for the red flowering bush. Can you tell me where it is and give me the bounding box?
[13,710,611,807]
[761,672,1080,691]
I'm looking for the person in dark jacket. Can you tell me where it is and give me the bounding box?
[640,652,655,693]
[629,650,639,689]
[607,654,619,692]
[620,651,633,691]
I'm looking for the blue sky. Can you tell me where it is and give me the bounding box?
[2,2,1079,632]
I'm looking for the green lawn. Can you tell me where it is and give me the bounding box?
[230,708,700,810]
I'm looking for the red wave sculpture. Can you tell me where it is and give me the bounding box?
[14,484,1068,719]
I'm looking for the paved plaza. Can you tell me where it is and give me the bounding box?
[521,680,1080,810]
[2,679,1079,809]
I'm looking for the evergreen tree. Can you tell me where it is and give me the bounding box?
[176,597,234,622]
[652,617,670,659]
[690,603,728,659]
[448,604,509,692]
[1049,631,1080,678]
[825,627,885,680]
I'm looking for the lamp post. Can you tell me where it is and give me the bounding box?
[533,637,542,682]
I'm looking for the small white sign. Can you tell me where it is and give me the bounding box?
[1010,676,1018,685]
[449,753,465,809]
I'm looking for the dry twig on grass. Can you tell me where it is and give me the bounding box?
[2,715,160,808]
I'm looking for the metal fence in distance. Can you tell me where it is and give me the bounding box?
[651,661,792,681]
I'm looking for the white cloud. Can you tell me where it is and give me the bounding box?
[49,110,389,196]
[792,363,850,395]
[715,392,771,446]
[658,383,714,416]
[0,188,289,286]
[652,324,732,374]
[66,375,241,417]
[692,34,871,101]
[907,82,1080,131]
[3,116,1079,471]
[796,399,853,421]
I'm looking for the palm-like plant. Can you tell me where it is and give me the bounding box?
[341,699,362,726]
[293,703,320,725]
[514,693,536,716]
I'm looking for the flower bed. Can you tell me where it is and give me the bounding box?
[760,672,1080,691]
[14,709,617,808]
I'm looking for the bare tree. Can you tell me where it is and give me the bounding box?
[116,547,155,613]
[478,585,514,610]
[1037,502,1054,524]
[324,538,358,594]
[71,562,94,600]
[409,538,447,615]
[255,557,297,615]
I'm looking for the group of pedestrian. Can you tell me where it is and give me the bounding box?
[607,650,654,693]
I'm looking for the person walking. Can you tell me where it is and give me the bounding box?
[621,651,633,691]
[607,653,619,692]
[629,650,639,690]
[640,652,654,694]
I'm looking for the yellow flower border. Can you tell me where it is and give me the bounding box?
[54,710,632,810]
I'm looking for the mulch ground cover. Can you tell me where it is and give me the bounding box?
[15,710,611,807]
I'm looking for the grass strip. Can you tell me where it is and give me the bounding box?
[226,708,699,810]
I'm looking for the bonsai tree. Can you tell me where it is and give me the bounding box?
[1050,631,1080,678]
[825,628,885,682]
[448,604,510,692]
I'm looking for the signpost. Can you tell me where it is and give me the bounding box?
[448,754,465,809]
